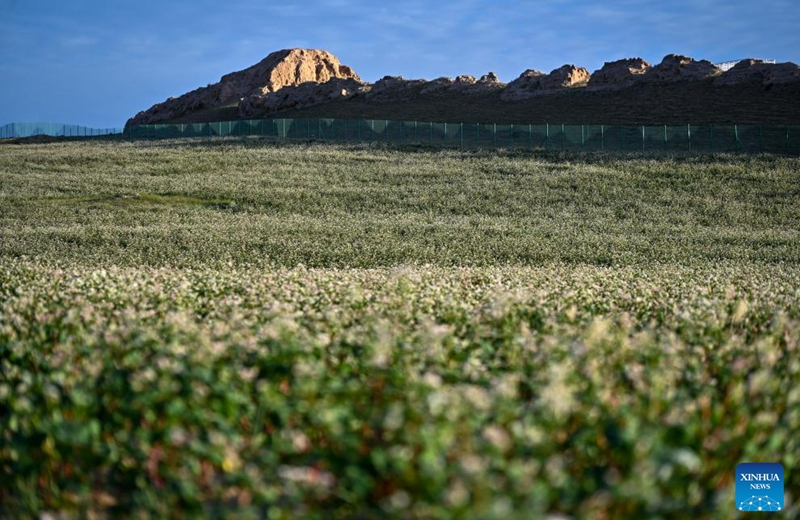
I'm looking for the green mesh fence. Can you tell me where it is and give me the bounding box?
[122,119,800,155]
[3,119,797,155]
[0,122,124,139]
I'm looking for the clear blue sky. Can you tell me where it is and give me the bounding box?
[1,0,797,128]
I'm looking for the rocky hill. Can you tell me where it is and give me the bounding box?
[127,49,800,127]
[127,49,360,126]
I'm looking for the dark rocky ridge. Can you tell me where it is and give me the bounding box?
[128,50,800,127]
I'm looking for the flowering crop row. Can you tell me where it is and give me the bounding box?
[2,261,798,518]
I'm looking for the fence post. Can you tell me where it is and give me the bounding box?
[430,122,433,145]
[601,125,604,151]
[493,123,497,147]
[528,124,532,149]
[642,125,645,151]
[710,125,714,154]
[545,123,550,151]
[664,125,668,151]
[787,125,790,155]
[687,124,691,152]
[510,124,514,149]
[581,125,585,151]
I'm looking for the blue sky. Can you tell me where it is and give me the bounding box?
[1,0,798,128]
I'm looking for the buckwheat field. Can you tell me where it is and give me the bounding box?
[1,138,798,519]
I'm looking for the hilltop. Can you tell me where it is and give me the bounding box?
[127,49,800,127]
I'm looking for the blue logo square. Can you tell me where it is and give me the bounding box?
[736,462,784,512]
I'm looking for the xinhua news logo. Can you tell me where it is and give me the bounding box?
[736,462,784,512]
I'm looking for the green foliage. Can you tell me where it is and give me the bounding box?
[1,263,799,518]
[1,139,799,518]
